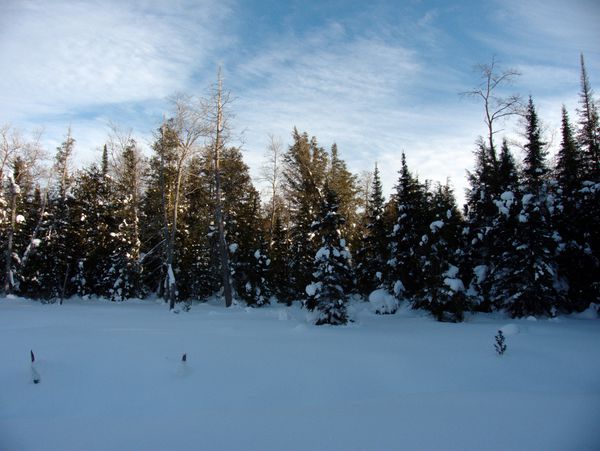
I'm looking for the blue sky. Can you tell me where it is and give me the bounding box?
[1,0,599,203]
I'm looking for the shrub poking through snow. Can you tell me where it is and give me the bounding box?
[494,330,507,355]
[30,350,41,384]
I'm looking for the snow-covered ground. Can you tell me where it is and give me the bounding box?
[1,296,599,451]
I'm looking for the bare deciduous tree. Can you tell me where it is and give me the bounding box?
[462,57,522,163]
[162,94,209,310]
[1,125,46,294]
[259,134,284,244]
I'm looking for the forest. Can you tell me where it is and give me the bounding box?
[1,57,599,325]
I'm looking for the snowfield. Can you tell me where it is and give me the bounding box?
[1,296,599,451]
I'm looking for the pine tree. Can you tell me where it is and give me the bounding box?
[355,164,388,296]
[486,141,522,311]
[268,214,294,304]
[554,107,599,310]
[141,121,180,298]
[463,140,504,310]
[504,98,561,317]
[177,153,217,301]
[305,186,353,325]
[574,55,600,304]
[415,183,467,321]
[108,140,144,301]
[577,54,600,182]
[71,161,117,297]
[556,107,581,196]
[282,129,329,299]
[23,131,76,300]
[387,153,427,300]
[327,143,360,246]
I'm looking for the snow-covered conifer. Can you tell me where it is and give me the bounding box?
[305,186,353,325]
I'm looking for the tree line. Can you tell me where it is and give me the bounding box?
[1,57,598,324]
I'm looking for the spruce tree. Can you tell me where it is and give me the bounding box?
[282,129,329,299]
[108,140,144,301]
[355,164,388,296]
[327,143,360,246]
[71,162,117,297]
[576,54,600,182]
[505,98,561,317]
[305,186,353,325]
[24,131,76,300]
[415,183,467,321]
[268,214,294,304]
[387,153,427,300]
[141,122,180,298]
[555,107,599,310]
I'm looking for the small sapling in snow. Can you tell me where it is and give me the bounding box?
[494,330,507,356]
[181,353,187,362]
[30,350,41,384]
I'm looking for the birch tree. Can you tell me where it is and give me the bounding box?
[1,126,44,294]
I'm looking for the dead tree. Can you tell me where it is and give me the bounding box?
[207,69,234,308]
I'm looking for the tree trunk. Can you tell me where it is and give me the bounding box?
[2,179,18,294]
[214,71,233,308]
[159,142,170,303]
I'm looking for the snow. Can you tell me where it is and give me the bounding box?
[305,281,321,297]
[228,243,238,254]
[16,214,25,224]
[1,296,599,451]
[443,277,465,292]
[314,246,330,261]
[522,193,534,206]
[393,280,405,295]
[368,288,398,314]
[167,264,176,286]
[430,220,444,232]
[473,265,488,284]
[444,264,460,279]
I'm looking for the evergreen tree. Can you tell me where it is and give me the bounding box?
[22,131,76,300]
[387,153,427,300]
[355,164,388,296]
[141,122,180,298]
[282,129,329,299]
[268,214,294,304]
[556,107,581,195]
[71,162,117,297]
[463,140,501,310]
[327,143,360,246]
[485,141,522,311]
[177,153,217,301]
[504,98,561,317]
[554,107,599,310]
[576,54,600,181]
[305,186,353,325]
[415,183,467,321]
[108,140,144,301]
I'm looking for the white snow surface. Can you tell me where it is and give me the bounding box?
[1,296,599,451]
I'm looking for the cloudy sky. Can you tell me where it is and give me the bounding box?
[1,0,599,203]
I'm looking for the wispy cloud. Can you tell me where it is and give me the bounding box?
[0,0,232,120]
[229,20,482,200]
